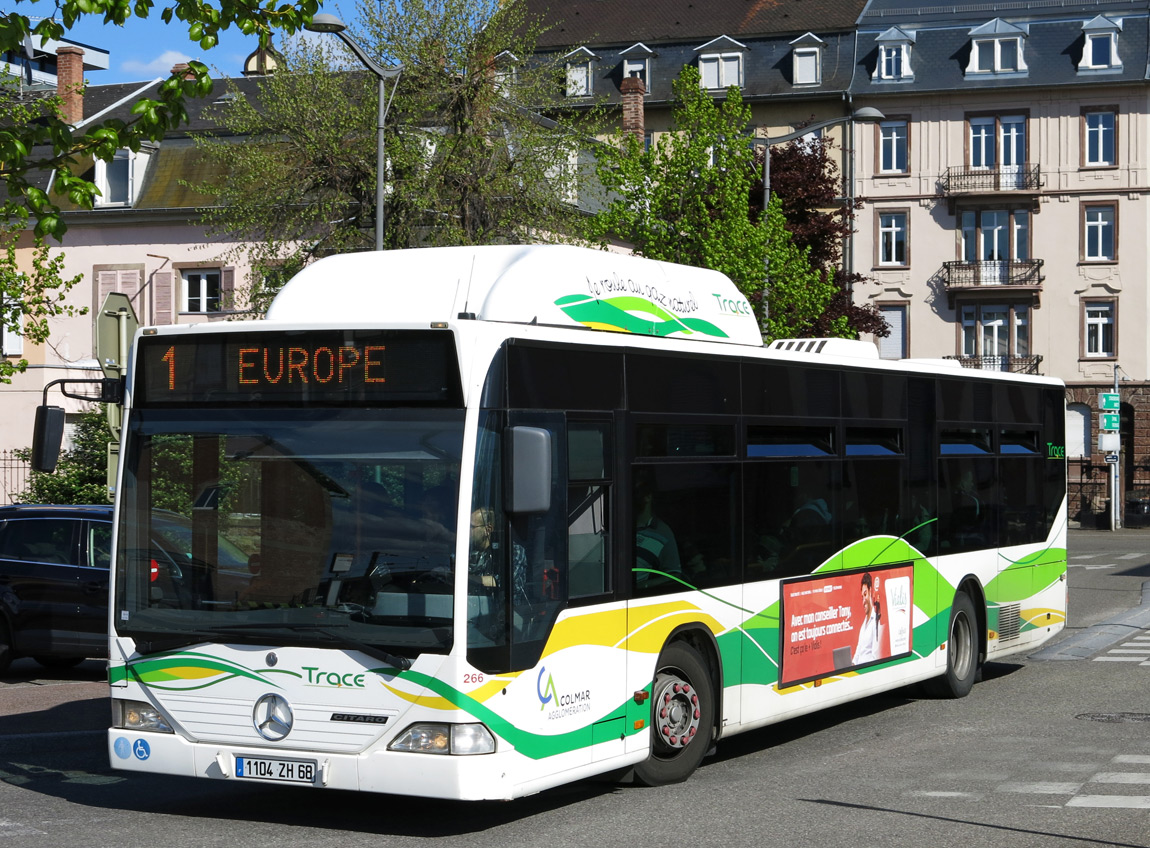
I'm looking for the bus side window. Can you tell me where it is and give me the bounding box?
[568,422,611,600]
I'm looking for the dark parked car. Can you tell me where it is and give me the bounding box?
[0,504,252,673]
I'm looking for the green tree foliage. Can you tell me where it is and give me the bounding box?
[0,78,87,382]
[590,68,886,342]
[587,67,769,309]
[16,406,111,504]
[761,194,843,341]
[194,0,600,314]
[1,0,318,243]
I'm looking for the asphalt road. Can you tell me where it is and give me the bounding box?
[2,528,1148,848]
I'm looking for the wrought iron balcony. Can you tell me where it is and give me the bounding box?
[943,258,1043,291]
[941,165,1042,194]
[944,355,1044,375]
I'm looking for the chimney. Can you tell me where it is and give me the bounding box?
[56,45,85,124]
[620,76,646,142]
[170,62,196,80]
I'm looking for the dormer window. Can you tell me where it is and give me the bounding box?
[965,19,1028,76]
[790,33,825,86]
[873,27,915,81]
[93,148,148,207]
[493,50,518,93]
[695,35,746,90]
[564,47,596,97]
[1079,16,1122,71]
[619,43,655,89]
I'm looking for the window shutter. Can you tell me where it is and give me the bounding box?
[118,268,141,302]
[221,267,236,310]
[97,270,119,307]
[878,306,906,360]
[153,270,175,325]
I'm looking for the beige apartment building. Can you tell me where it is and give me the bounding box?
[851,0,1150,525]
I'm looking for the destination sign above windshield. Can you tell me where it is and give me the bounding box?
[136,330,462,406]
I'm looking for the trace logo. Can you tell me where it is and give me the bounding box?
[303,666,367,688]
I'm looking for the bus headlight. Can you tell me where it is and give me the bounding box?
[388,723,495,755]
[114,699,173,733]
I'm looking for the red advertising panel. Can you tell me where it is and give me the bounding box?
[779,563,915,689]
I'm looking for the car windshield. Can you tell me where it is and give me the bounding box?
[116,408,464,658]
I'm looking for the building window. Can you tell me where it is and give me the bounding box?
[873,28,915,82]
[1083,109,1116,167]
[1083,32,1118,68]
[1066,403,1091,458]
[968,114,1026,175]
[793,47,821,85]
[880,45,903,79]
[968,37,1027,74]
[623,57,648,86]
[877,304,907,359]
[961,209,1029,270]
[879,120,908,173]
[878,211,908,266]
[95,149,133,206]
[960,303,1029,363]
[1083,204,1116,261]
[699,53,742,89]
[0,298,22,357]
[565,60,592,97]
[183,268,222,313]
[1083,300,1116,358]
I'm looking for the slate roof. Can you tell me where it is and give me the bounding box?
[853,0,1150,95]
[527,0,869,48]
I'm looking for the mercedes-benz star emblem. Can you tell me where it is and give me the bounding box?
[252,693,294,741]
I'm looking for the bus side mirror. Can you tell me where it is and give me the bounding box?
[31,405,66,473]
[508,426,551,514]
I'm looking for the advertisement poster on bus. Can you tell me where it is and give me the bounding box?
[778,563,914,689]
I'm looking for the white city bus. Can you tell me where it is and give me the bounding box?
[106,245,1067,799]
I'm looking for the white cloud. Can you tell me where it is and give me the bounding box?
[120,49,194,77]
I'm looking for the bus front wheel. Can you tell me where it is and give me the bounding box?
[925,591,979,699]
[635,641,714,786]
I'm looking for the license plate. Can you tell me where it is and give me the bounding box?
[235,755,317,784]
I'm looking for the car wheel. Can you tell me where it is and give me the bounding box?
[634,641,715,786]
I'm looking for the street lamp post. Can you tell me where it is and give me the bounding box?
[749,107,885,329]
[305,13,402,252]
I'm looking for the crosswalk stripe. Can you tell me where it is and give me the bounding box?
[997,781,1082,794]
[1067,795,1150,809]
[1117,553,1144,560]
[1094,656,1146,662]
[1091,772,1150,784]
[1113,755,1150,764]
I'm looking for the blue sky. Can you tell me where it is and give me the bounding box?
[61,15,292,85]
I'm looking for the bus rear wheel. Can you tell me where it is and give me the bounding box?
[924,591,979,699]
[635,641,714,786]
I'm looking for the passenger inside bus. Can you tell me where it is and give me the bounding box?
[634,476,682,583]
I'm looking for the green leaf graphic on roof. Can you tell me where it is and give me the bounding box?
[555,294,728,339]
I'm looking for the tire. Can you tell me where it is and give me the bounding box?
[924,591,979,699]
[634,641,715,786]
[33,656,86,670]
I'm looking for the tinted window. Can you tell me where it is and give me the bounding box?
[938,378,993,422]
[507,345,623,411]
[638,423,735,457]
[745,460,837,579]
[0,518,79,565]
[628,354,739,414]
[842,372,907,420]
[743,362,839,417]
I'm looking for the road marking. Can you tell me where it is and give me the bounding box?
[1117,553,1144,560]
[0,820,46,837]
[996,781,1082,794]
[1070,553,1103,560]
[1091,772,1150,784]
[1093,656,1146,662]
[1067,795,1150,809]
[1114,755,1150,764]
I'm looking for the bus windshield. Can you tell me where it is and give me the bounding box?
[115,408,463,659]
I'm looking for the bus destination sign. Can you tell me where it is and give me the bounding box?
[136,330,461,406]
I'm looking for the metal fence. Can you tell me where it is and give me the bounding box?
[0,449,29,504]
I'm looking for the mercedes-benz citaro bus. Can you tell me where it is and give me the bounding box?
[107,245,1067,799]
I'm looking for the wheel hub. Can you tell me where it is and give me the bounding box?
[652,672,701,749]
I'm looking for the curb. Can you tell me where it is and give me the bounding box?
[1029,579,1150,661]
